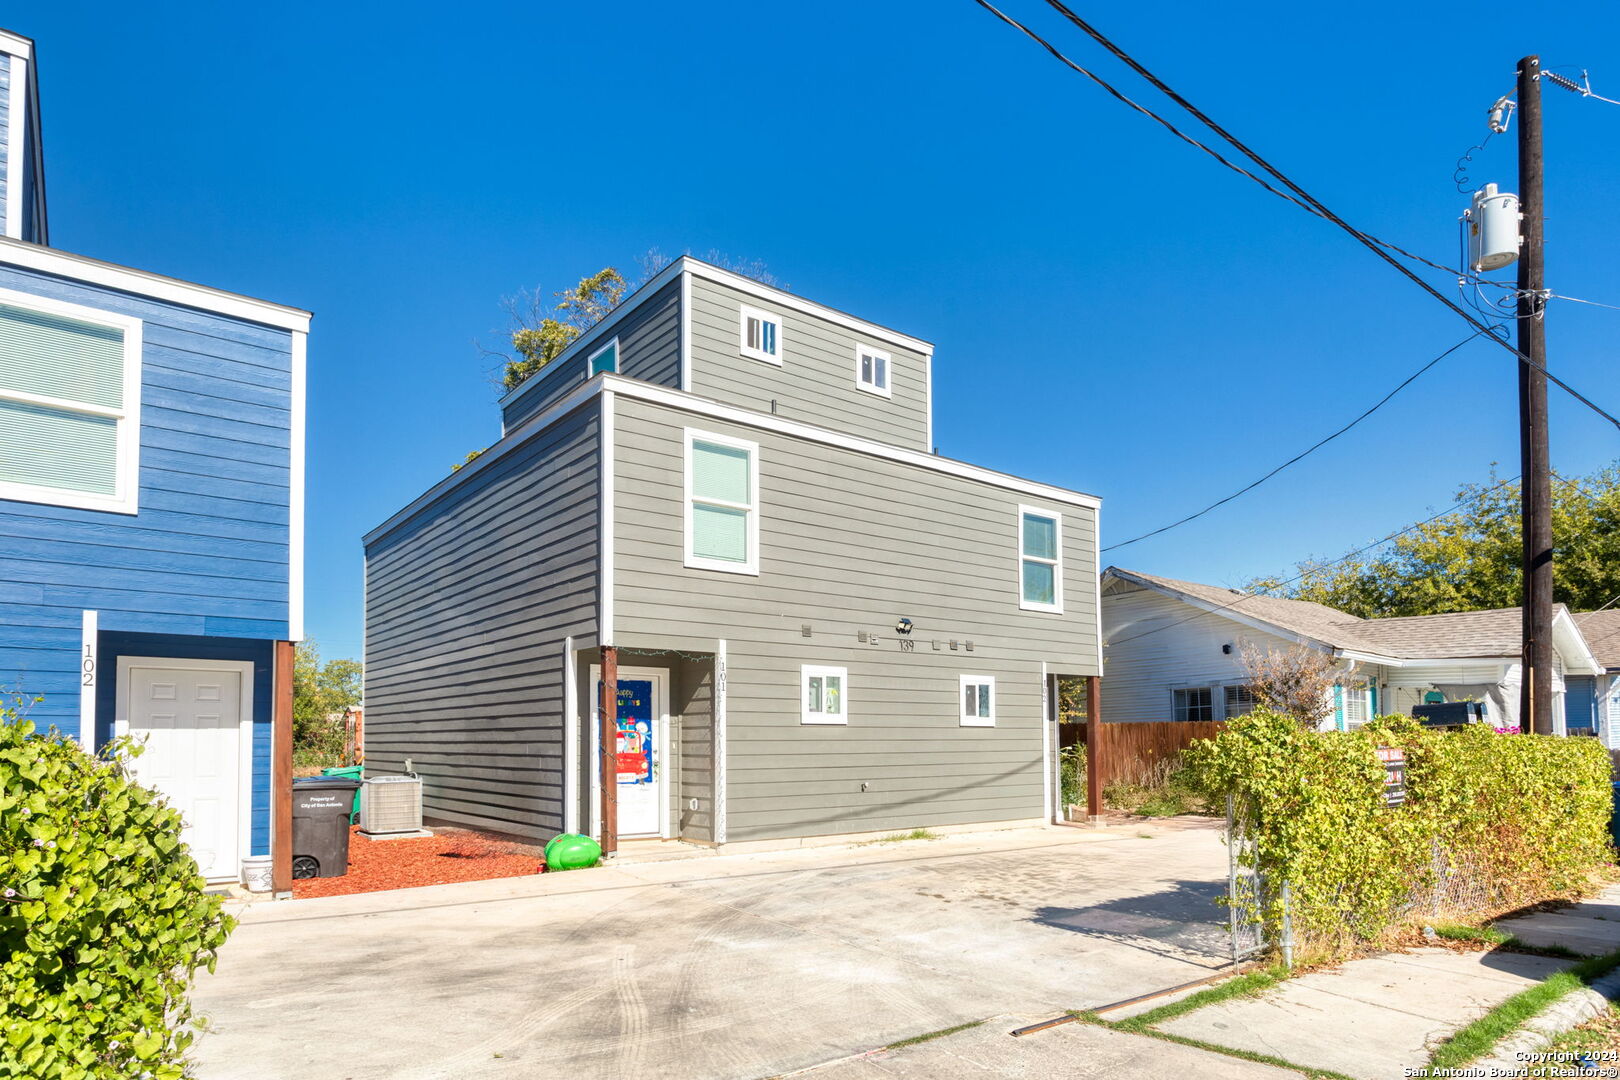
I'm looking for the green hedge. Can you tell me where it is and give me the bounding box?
[1184,708,1611,960]
[1,700,234,1079]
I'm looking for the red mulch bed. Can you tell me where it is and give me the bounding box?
[291,826,544,899]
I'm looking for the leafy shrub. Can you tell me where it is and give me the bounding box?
[1,698,234,1078]
[1184,708,1610,961]
[1058,743,1086,809]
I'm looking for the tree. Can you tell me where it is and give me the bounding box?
[293,641,363,763]
[499,267,629,392]
[1239,642,1342,728]
[488,249,784,396]
[1250,463,1620,617]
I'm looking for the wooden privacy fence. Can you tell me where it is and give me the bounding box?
[1075,721,1226,789]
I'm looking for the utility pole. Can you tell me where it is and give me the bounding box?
[1516,54,1554,735]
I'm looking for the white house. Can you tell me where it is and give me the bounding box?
[1571,611,1620,747]
[1101,568,1605,732]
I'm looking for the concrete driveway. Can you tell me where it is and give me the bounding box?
[192,820,1233,1080]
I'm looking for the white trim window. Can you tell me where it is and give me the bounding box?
[802,664,847,725]
[1341,683,1371,729]
[684,428,760,575]
[1018,506,1063,613]
[855,344,891,397]
[960,674,995,727]
[1223,684,1258,719]
[1173,687,1214,723]
[588,336,619,376]
[0,287,143,515]
[739,305,783,365]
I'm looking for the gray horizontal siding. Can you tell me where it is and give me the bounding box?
[688,276,931,452]
[674,655,714,842]
[610,393,1097,842]
[500,278,682,430]
[364,402,602,839]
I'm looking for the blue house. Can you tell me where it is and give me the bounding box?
[0,29,309,888]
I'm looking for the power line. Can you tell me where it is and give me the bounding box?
[1033,0,1620,432]
[966,0,1455,277]
[1104,325,1502,552]
[1105,476,1521,649]
[974,0,1620,433]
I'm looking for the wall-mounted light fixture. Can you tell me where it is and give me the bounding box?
[1222,643,1234,655]
[895,618,914,636]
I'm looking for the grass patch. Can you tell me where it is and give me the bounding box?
[1433,923,1512,946]
[862,829,939,845]
[1075,1011,1355,1080]
[1428,947,1620,1068]
[1084,965,1289,1029]
[882,1019,984,1050]
[1431,923,1585,959]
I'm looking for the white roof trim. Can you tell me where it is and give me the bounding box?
[1104,567,1609,675]
[369,374,1099,544]
[1554,608,1605,676]
[616,376,1097,510]
[1102,568,1408,667]
[0,30,33,60]
[685,258,934,355]
[367,375,604,543]
[0,236,311,332]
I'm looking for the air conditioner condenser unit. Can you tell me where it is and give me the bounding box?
[359,775,423,835]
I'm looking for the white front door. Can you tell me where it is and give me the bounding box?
[120,661,251,881]
[591,668,668,838]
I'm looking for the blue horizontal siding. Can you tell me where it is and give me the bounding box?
[0,259,295,745]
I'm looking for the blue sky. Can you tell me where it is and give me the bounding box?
[17,1,1620,660]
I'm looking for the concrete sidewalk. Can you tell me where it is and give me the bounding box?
[1135,885,1620,1079]
[792,1012,1297,1079]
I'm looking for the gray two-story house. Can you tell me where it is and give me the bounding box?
[363,258,1101,847]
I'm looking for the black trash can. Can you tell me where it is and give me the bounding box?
[291,776,362,879]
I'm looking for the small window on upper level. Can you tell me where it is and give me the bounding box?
[684,428,760,575]
[802,665,848,725]
[1018,507,1063,613]
[855,345,891,397]
[739,305,783,365]
[0,290,142,515]
[588,337,618,376]
[960,675,995,727]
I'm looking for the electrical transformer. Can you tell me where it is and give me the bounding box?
[1463,182,1521,273]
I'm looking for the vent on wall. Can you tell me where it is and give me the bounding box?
[360,775,423,835]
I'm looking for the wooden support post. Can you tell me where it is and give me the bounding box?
[599,645,619,855]
[1085,674,1103,823]
[271,640,294,896]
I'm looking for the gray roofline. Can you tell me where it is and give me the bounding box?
[370,374,1099,546]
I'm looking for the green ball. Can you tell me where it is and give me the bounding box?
[544,832,602,871]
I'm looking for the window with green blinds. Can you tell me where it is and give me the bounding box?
[0,302,125,409]
[686,433,757,572]
[0,294,137,511]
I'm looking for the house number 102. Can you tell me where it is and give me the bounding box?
[82,645,95,687]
